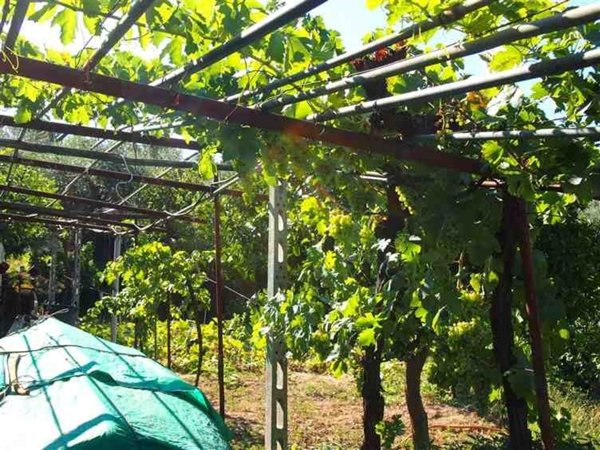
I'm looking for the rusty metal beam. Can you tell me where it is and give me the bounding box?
[0,153,249,195]
[479,180,600,199]
[0,212,113,233]
[213,181,225,417]
[0,137,199,169]
[514,198,554,450]
[415,127,600,142]
[0,200,145,230]
[0,55,485,174]
[0,114,200,151]
[0,184,207,224]
[3,0,30,51]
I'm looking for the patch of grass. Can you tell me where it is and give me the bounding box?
[438,434,508,449]
[551,382,600,445]
[381,360,406,404]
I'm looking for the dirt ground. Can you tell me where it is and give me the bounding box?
[183,369,504,449]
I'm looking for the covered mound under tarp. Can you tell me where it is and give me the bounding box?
[0,317,230,450]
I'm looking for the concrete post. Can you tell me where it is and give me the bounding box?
[265,182,288,450]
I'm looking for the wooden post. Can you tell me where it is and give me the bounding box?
[214,182,226,417]
[491,193,532,449]
[72,228,82,322]
[111,235,121,342]
[265,181,288,450]
[514,198,554,450]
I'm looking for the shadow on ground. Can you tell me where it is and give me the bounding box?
[227,415,263,447]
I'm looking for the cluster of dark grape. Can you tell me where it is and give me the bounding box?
[351,44,458,138]
[350,43,408,72]
[350,44,408,100]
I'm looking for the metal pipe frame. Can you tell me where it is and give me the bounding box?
[0,184,207,224]
[3,0,30,51]
[0,117,231,182]
[40,0,157,115]
[225,0,492,104]
[111,235,122,342]
[264,4,600,111]
[0,137,201,169]
[355,173,600,200]
[0,114,202,152]
[308,48,600,121]
[84,0,156,72]
[36,0,164,196]
[72,228,82,318]
[0,54,485,174]
[48,232,58,304]
[0,154,248,194]
[514,198,554,449]
[0,212,113,233]
[415,127,600,141]
[79,0,327,189]
[213,181,225,418]
[0,200,153,230]
[153,0,329,87]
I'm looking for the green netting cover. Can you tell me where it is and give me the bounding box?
[0,317,230,450]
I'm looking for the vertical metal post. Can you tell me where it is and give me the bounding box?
[111,235,122,343]
[515,199,554,450]
[167,293,172,368]
[48,233,58,306]
[265,181,288,450]
[72,228,82,321]
[0,240,5,296]
[213,184,226,418]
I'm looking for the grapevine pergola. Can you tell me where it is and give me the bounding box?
[0,1,598,449]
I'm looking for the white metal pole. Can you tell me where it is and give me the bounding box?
[72,228,82,322]
[48,233,58,306]
[111,235,122,342]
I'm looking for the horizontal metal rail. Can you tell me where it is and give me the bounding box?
[0,200,146,230]
[0,154,250,194]
[266,4,600,111]
[415,127,600,141]
[0,212,113,233]
[308,48,600,121]
[479,180,600,199]
[0,54,484,174]
[359,174,600,199]
[0,138,199,169]
[0,114,202,152]
[0,184,207,224]
[153,0,328,87]
[225,0,492,103]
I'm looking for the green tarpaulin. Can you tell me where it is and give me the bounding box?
[0,317,230,449]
